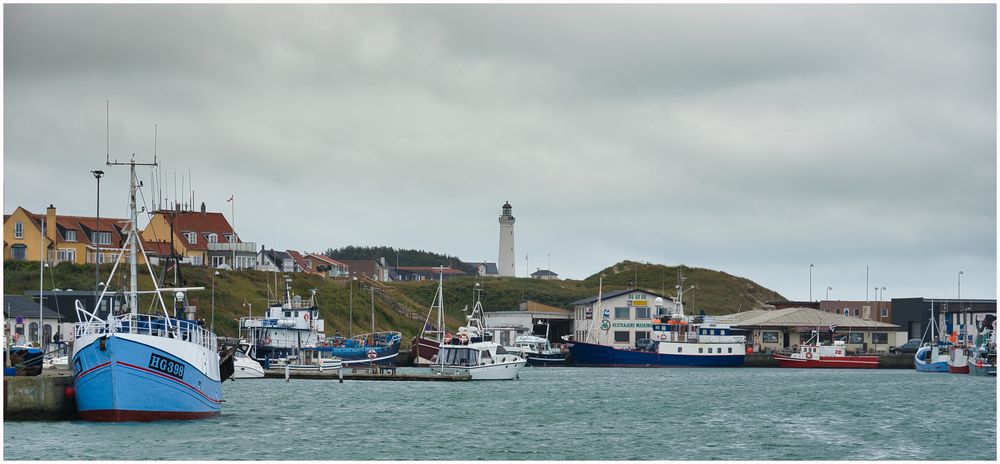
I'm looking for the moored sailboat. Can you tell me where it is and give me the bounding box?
[411,267,447,366]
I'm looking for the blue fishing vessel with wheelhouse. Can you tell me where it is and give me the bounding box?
[71,158,222,421]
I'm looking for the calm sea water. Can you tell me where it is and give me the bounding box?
[3,367,996,461]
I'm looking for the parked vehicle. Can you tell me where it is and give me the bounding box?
[890,339,922,354]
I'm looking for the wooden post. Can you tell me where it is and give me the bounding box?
[338,366,343,383]
[284,363,289,382]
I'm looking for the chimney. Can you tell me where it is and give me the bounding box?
[45,204,58,246]
[200,202,206,213]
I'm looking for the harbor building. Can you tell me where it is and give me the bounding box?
[728,307,901,353]
[818,300,893,322]
[497,201,515,277]
[570,289,677,348]
[483,300,573,345]
[3,294,62,350]
[889,297,996,343]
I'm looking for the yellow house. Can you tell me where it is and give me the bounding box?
[141,205,246,268]
[3,205,140,265]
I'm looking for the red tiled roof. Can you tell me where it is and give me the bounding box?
[151,210,238,251]
[14,207,128,248]
[286,250,311,273]
[306,253,348,268]
[141,239,176,257]
[397,266,465,275]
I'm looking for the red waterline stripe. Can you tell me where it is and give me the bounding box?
[117,361,222,404]
[75,361,112,381]
[79,408,220,422]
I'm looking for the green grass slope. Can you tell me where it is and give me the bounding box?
[3,259,785,345]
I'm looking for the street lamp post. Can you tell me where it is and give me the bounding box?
[809,264,814,302]
[880,286,887,322]
[958,271,963,311]
[91,170,104,293]
[211,270,220,333]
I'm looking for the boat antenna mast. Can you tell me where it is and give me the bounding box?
[106,154,157,317]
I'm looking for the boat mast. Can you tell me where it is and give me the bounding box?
[437,266,444,341]
[107,155,157,317]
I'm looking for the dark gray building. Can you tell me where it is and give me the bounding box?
[890,297,996,341]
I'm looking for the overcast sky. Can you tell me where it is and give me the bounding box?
[3,4,996,302]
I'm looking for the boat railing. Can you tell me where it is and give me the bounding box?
[73,314,217,351]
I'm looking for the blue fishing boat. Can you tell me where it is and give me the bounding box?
[324,331,401,366]
[71,158,222,421]
[914,301,950,373]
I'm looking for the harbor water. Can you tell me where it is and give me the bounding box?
[4,367,996,460]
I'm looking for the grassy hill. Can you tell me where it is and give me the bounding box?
[3,259,785,346]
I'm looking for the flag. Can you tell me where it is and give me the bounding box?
[227,195,234,203]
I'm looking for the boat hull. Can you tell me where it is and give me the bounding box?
[525,352,567,367]
[568,341,744,367]
[772,354,879,369]
[72,334,222,422]
[440,360,526,380]
[915,360,949,372]
[410,336,440,366]
[969,360,997,377]
[327,342,400,366]
[915,346,950,372]
[231,358,265,379]
[947,347,970,374]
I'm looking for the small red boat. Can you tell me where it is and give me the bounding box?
[773,340,879,369]
[947,345,970,374]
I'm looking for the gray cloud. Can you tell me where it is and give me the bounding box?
[4,4,995,302]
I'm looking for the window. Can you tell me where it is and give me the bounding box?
[11,244,27,261]
[65,230,76,242]
[224,234,235,243]
[613,331,630,343]
[762,332,779,343]
[728,347,733,353]
[57,249,76,262]
[872,333,888,344]
[635,307,650,319]
[206,233,218,243]
[14,221,24,239]
[849,333,864,344]
[677,347,682,353]
[881,307,889,318]
[184,232,197,244]
[190,255,203,266]
[698,347,704,353]
[28,322,38,343]
[614,307,630,319]
[92,231,112,245]
[212,256,226,268]
[635,331,650,341]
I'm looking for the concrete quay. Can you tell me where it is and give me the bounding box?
[3,368,77,420]
[262,367,472,381]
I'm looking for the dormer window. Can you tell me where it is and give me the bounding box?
[65,230,77,242]
[224,234,235,243]
[206,233,218,243]
[184,232,197,244]
[91,231,112,245]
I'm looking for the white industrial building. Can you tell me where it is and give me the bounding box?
[571,288,678,349]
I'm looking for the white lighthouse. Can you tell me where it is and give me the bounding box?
[498,201,516,277]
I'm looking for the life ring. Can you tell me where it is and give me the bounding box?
[304,313,310,321]
[459,333,469,344]
[264,337,272,345]
[805,352,813,359]
[658,333,667,340]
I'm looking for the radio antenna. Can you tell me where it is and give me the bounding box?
[105,100,110,165]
